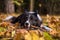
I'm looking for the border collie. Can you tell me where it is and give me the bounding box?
[4,12,42,27]
[4,11,51,31]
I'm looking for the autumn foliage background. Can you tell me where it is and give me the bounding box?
[0,13,60,40]
[0,0,60,40]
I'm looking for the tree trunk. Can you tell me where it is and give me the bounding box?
[5,0,15,14]
[0,0,5,12]
[30,0,34,12]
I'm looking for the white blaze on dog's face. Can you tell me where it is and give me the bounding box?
[25,20,30,27]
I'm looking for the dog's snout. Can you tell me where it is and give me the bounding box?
[25,23,29,25]
[25,20,30,25]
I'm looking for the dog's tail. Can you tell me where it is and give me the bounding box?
[3,15,14,21]
[3,15,17,24]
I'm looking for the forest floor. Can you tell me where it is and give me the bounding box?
[0,13,60,40]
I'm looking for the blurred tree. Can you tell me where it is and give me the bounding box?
[0,0,60,15]
[38,0,60,15]
[23,0,30,11]
[0,0,5,13]
[5,0,15,14]
[43,0,60,15]
[14,0,24,13]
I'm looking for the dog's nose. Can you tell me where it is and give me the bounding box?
[25,23,29,25]
[25,20,30,25]
[25,22,30,28]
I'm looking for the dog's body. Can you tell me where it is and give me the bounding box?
[4,11,52,31]
[11,12,42,28]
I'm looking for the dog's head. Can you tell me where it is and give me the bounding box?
[24,12,42,28]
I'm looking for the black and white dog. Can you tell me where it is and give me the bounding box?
[4,11,51,31]
[4,11,42,27]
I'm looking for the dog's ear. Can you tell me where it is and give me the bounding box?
[37,14,42,21]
